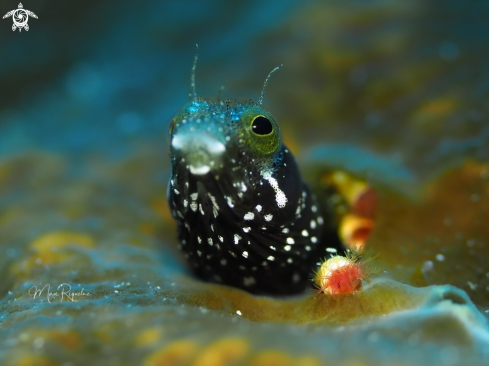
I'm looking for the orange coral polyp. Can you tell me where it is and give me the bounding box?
[315,255,365,295]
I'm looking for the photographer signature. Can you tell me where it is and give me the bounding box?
[28,283,90,303]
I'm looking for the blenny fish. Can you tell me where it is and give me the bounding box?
[168,50,343,295]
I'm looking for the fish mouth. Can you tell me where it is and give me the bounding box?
[171,162,238,229]
[171,133,225,176]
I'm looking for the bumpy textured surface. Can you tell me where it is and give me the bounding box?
[1,0,489,365]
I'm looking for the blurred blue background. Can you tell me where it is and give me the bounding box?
[1,0,488,178]
[0,0,304,157]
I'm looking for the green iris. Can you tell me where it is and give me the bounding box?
[240,106,282,158]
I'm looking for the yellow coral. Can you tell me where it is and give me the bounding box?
[135,328,163,346]
[145,340,201,366]
[191,338,249,366]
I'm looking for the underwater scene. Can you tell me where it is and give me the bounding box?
[1,0,488,365]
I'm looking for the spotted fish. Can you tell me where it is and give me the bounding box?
[168,51,343,295]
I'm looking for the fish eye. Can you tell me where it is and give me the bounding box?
[251,116,273,135]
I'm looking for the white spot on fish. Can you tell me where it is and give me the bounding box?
[295,205,301,216]
[284,245,291,251]
[243,227,251,233]
[311,236,318,243]
[262,171,288,208]
[197,236,202,244]
[301,230,309,237]
[267,255,275,261]
[183,199,188,207]
[190,192,198,200]
[207,238,213,246]
[275,191,287,208]
[189,165,210,175]
[218,235,224,242]
[234,234,242,244]
[326,247,337,253]
[242,251,248,258]
[208,193,220,217]
[244,212,255,220]
[190,202,198,212]
[286,237,295,244]
[255,205,262,212]
[173,189,180,195]
[264,214,273,221]
[282,228,289,234]
[310,220,316,229]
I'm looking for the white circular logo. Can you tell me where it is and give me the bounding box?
[3,3,38,32]
[13,9,29,28]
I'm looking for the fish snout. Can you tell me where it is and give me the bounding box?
[171,133,226,175]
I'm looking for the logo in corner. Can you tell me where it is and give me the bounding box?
[3,3,37,32]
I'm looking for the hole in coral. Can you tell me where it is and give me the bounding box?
[442,290,467,305]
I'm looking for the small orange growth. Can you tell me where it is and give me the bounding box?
[314,252,368,295]
[339,214,374,252]
[320,171,377,251]
[351,187,377,219]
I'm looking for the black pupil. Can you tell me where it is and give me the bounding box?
[252,116,273,135]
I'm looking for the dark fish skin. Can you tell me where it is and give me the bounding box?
[168,97,343,295]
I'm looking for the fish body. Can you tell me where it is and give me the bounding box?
[168,65,343,295]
